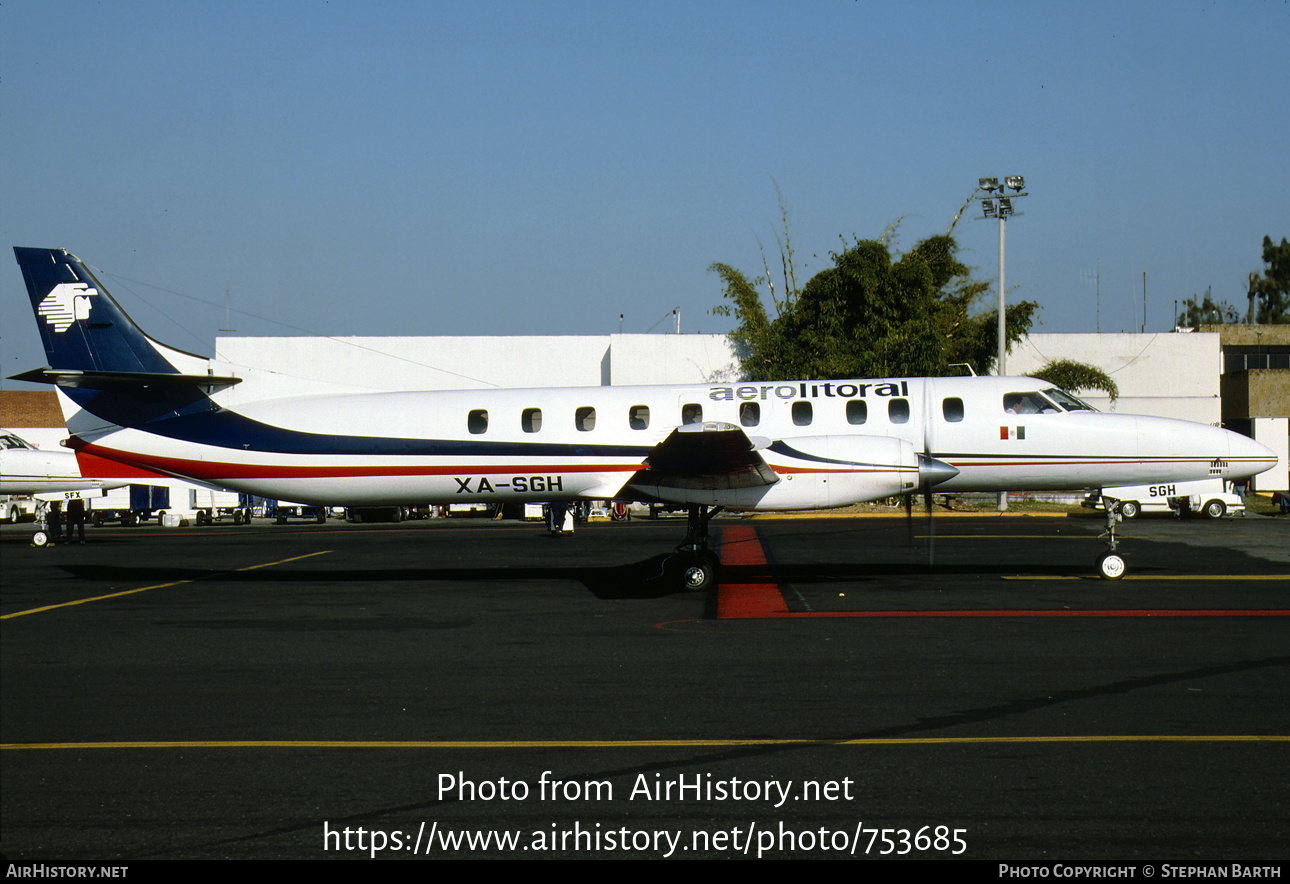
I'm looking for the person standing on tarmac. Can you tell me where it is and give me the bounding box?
[66,497,87,544]
[47,500,63,545]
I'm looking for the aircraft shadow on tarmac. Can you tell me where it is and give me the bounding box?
[54,555,1104,605]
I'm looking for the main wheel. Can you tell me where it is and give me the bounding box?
[1202,499,1226,519]
[1119,501,1140,519]
[1096,551,1126,580]
[676,553,718,592]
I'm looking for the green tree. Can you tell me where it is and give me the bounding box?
[1177,287,1241,329]
[1029,359,1118,402]
[1247,235,1289,324]
[712,232,1037,380]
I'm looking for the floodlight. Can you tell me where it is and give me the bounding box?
[1005,175,1025,191]
[979,177,999,192]
[982,199,997,217]
[999,197,1013,215]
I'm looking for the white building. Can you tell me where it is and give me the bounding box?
[217,331,1220,426]
[215,333,740,391]
[1006,332,1222,425]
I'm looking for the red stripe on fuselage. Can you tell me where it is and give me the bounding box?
[73,448,171,480]
[75,442,643,482]
[74,442,912,483]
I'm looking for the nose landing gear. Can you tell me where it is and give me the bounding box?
[1096,499,1127,579]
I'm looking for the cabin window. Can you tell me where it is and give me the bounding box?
[467,409,488,434]
[792,401,813,426]
[889,398,910,424]
[576,406,596,431]
[522,408,542,433]
[942,397,964,422]
[681,403,703,425]
[846,400,867,425]
[739,401,760,428]
[629,405,650,430]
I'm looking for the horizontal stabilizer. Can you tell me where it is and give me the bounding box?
[9,368,242,392]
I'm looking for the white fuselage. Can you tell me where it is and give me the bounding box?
[59,371,1277,510]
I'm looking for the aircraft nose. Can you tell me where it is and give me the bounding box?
[1223,428,1279,480]
[918,453,959,488]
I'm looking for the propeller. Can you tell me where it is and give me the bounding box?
[924,485,936,570]
[913,454,956,571]
[904,490,915,545]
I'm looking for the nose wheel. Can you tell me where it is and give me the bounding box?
[1096,551,1126,580]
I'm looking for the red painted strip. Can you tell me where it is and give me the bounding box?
[727,608,1290,620]
[716,525,790,617]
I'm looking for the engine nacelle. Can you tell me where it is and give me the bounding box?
[753,434,921,509]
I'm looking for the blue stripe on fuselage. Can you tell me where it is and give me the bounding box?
[73,389,652,459]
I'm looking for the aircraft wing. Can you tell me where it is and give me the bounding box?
[623,423,779,498]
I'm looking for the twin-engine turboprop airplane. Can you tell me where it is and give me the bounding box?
[12,247,1278,584]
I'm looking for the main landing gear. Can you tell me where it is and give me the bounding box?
[1096,499,1127,579]
[668,504,724,591]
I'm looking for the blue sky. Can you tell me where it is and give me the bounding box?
[3,0,1287,387]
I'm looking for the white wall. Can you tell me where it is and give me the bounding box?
[217,336,610,391]
[217,334,739,390]
[1008,333,1222,424]
[604,334,739,385]
[1252,418,1289,492]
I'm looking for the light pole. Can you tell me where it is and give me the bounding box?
[976,176,1027,511]
[976,176,1028,376]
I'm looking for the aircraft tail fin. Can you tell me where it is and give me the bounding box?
[14,247,205,375]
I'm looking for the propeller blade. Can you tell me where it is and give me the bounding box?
[923,488,936,570]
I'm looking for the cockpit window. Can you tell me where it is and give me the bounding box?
[1043,388,1098,412]
[1003,392,1058,415]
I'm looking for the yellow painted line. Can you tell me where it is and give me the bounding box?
[917,534,1094,539]
[2,736,1286,750]
[1003,574,1290,581]
[0,550,333,620]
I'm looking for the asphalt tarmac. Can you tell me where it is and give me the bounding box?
[2,510,1287,860]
